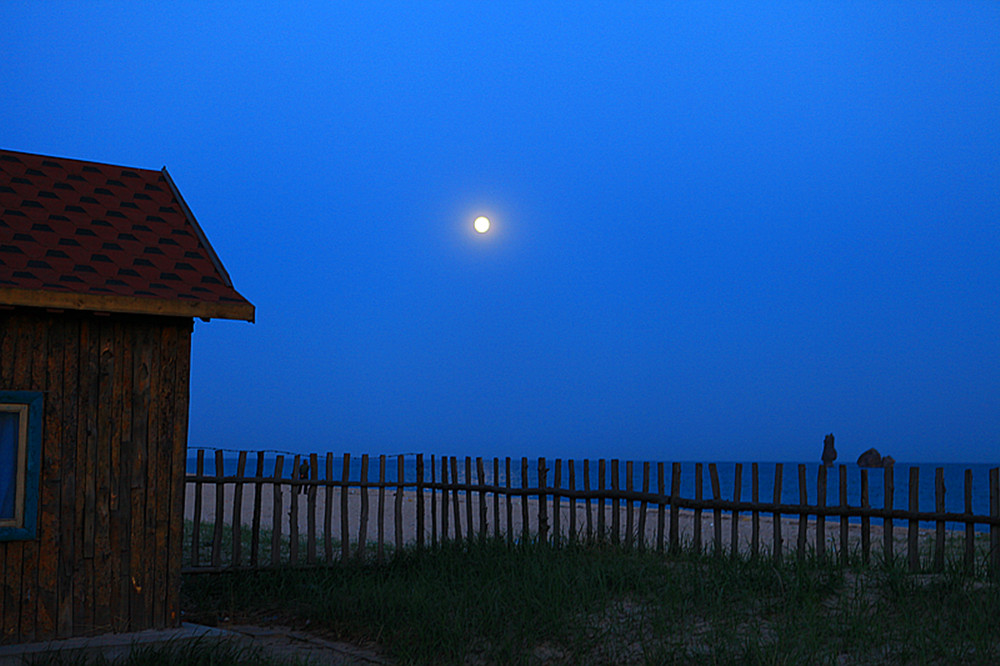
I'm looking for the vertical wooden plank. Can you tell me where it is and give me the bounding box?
[451,457,462,543]
[251,451,265,567]
[731,463,742,559]
[816,465,827,559]
[907,467,920,572]
[441,456,449,542]
[0,314,12,640]
[492,458,500,541]
[212,450,226,568]
[694,463,703,554]
[271,456,284,567]
[93,320,114,633]
[597,459,606,541]
[709,463,722,556]
[126,319,150,632]
[839,465,848,564]
[584,459,593,541]
[3,316,29,642]
[772,463,783,563]
[308,452,318,565]
[36,316,63,640]
[19,315,47,640]
[796,464,807,560]
[521,457,530,542]
[669,463,680,553]
[568,460,577,544]
[656,462,665,552]
[111,320,130,634]
[376,455,386,563]
[478,457,488,541]
[168,321,192,629]
[465,457,474,545]
[465,456,476,543]
[552,459,561,547]
[57,316,79,638]
[624,460,634,550]
[861,469,871,564]
[232,452,247,568]
[417,454,425,549]
[964,469,974,571]
[610,459,620,545]
[289,454,300,566]
[538,458,549,545]
[990,468,999,579]
[933,467,945,573]
[192,451,204,567]
[751,463,760,558]
[76,315,99,635]
[429,455,437,548]
[154,321,178,629]
[357,454,369,560]
[395,455,405,553]
[505,457,512,546]
[638,462,649,552]
[323,453,333,563]
[340,454,350,561]
[883,465,895,566]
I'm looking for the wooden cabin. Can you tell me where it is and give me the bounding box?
[0,149,254,643]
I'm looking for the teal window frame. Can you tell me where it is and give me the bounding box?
[0,391,43,541]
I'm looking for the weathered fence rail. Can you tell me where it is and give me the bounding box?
[183,450,1000,576]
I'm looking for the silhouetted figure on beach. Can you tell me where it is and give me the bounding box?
[298,460,310,494]
[821,433,837,467]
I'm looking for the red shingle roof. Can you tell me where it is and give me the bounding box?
[0,149,254,321]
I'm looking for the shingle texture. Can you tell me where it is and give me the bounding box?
[0,149,253,320]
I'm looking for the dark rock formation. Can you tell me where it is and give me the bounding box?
[857,448,890,468]
[821,433,837,466]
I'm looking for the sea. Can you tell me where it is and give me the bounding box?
[186,448,998,533]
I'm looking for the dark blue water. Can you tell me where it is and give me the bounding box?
[187,449,998,532]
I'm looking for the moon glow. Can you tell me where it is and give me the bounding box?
[474,216,491,234]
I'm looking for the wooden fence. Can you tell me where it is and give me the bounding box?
[183,450,1000,575]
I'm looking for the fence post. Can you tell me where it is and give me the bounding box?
[521,457,530,543]
[933,467,945,572]
[191,450,204,568]
[478,457,488,542]
[340,454,350,562]
[908,467,920,572]
[656,462,665,552]
[709,463,722,556]
[731,463,742,559]
[213,450,225,568]
[376,455,386,563]
[493,457,501,541]
[597,459,606,542]
[357,454,369,560]
[323,453,332,564]
[584,459,593,541]
[538,458,549,545]
[273,455,285,567]
[552,459,561,547]
[816,465,827,560]
[416,454,425,550]
[396,455,405,553]
[883,465,894,567]
[252,451,265,567]
[694,463,703,554]
[451,457,462,543]
[772,463,782,563]
[990,468,999,579]
[669,462,681,553]
[505,457,512,545]
[964,469,973,571]
[625,460,634,550]
[611,459,620,545]
[796,464,807,560]
[568,460,577,544]
[465,457,474,546]
[233,451,247,567]
[307,452,318,565]
[441,455,449,542]
[290,454,301,565]
[838,465,848,564]
[861,468,870,564]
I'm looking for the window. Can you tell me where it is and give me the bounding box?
[0,391,42,540]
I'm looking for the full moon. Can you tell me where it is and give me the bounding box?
[473,216,491,234]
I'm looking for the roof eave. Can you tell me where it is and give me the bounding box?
[0,287,255,322]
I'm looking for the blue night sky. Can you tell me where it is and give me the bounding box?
[3,3,998,463]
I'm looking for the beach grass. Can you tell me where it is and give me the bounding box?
[182,536,1000,665]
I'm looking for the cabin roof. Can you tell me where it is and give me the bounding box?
[0,149,254,321]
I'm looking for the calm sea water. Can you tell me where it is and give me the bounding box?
[187,449,998,532]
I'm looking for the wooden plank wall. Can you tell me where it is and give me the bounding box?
[0,309,192,644]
